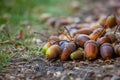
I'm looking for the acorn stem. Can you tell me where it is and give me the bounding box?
[64,26,73,41]
[61,31,72,41]
[34,32,49,39]
[114,25,119,34]
[98,28,105,38]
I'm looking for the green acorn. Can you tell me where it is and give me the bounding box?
[70,48,84,60]
[42,42,52,54]
[46,44,62,60]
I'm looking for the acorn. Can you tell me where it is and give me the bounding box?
[89,28,106,40]
[49,36,60,44]
[70,48,84,60]
[75,34,90,47]
[61,42,77,61]
[46,44,62,60]
[97,36,111,45]
[105,33,117,43]
[58,40,69,50]
[42,42,52,53]
[84,40,99,60]
[100,43,114,59]
[98,15,107,26]
[114,44,120,56]
[105,15,117,28]
[74,28,93,35]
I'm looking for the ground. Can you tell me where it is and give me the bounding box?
[0,0,120,80]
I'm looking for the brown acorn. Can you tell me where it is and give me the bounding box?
[84,40,99,60]
[114,44,120,56]
[74,28,93,35]
[100,43,114,59]
[105,15,117,28]
[49,36,60,44]
[89,28,106,41]
[46,44,62,60]
[70,48,84,60]
[98,15,107,26]
[97,36,111,45]
[61,42,77,61]
[75,34,90,47]
[105,33,117,43]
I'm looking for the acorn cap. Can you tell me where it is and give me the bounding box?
[84,40,99,47]
[100,43,113,47]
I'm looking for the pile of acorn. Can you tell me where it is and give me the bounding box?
[41,15,120,61]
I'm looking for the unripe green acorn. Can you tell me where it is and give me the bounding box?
[70,48,84,60]
[46,44,62,60]
[42,42,52,53]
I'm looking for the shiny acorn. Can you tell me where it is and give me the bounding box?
[75,34,90,47]
[46,44,62,60]
[74,28,93,35]
[100,43,114,59]
[42,42,52,53]
[89,28,106,40]
[97,36,111,45]
[105,33,117,43]
[70,48,84,60]
[114,44,120,56]
[84,40,99,60]
[105,15,117,28]
[61,42,77,61]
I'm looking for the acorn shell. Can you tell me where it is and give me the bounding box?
[100,43,114,59]
[89,28,105,40]
[97,36,111,45]
[114,44,120,56]
[75,34,90,47]
[46,45,62,60]
[74,28,93,35]
[105,33,117,43]
[84,40,99,60]
[105,15,117,28]
[42,42,52,53]
[70,48,84,60]
[61,42,77,61]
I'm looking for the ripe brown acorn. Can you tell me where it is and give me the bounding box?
[114,44,120,56]
[46,44,62,60]
[105,33,117,43]
[105,15,117,28]
[74,28,93,35]
[75,34,90,47]
[100,43,114,59]
[61,42,77,61]
[70,48,84,60]
[84,40,99,60]
[97,36,111,45]
[89,28,106,40]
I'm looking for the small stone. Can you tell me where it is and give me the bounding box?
[54,71,61,78]
[102,65,114,70]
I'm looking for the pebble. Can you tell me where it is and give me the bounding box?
[54,71,61,78]
[102,65,114,70]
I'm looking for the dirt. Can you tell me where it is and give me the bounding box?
[0,55,120,80]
